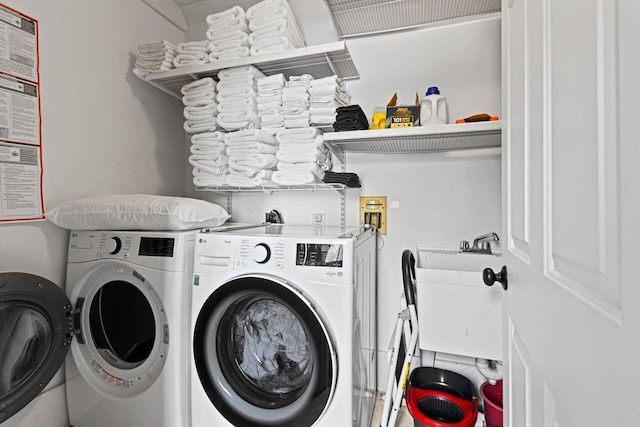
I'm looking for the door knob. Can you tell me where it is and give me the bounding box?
[483,266,508,290]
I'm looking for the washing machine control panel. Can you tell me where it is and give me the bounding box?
[296,243,344,267]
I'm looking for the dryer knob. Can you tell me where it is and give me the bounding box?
[107,237,122,254]
[253,243,271,264]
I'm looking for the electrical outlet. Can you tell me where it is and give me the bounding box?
[312,213,325,225]
[359,196,387,235]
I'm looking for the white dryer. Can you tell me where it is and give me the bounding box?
[0,230,197,426]
[190,224,377,427]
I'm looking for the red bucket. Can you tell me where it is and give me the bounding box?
[480,380,503,427]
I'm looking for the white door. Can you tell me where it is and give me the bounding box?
[502,0,640,425]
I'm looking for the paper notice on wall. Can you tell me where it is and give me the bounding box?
[0,142,41,220]
[0,4,42,222]
[0,5,37,83]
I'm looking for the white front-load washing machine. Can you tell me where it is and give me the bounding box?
[0,230,197,426]
[190,224,377,427]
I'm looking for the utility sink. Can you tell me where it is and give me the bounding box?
[416,248,503,273]
[414,247,504,361]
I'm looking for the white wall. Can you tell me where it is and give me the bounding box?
[0,1,185,426]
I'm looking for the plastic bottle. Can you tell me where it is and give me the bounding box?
[420,86,448,126]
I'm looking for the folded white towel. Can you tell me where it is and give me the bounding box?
[193,165,229,177]
[218,65,265,80]
[310,115,336,125]
[193,173,228,187]
[279,135,324,149]
[282,91,309,103]
[271,171,317,185]
[229,158,277,177]
[225,174,273,187]
[217,76,258,90]
[183,117,217,133]
[260,112,284,128]
[228,168,274,180]
[276,148,323,164]
[217,86,258,102]
[190,143,225,155]
[257,101,281,114]
[309,106,337,116]
[217,108,260,131]
[191,131,225,144]
[182,91,216,107]
[249,38,293,56]
[206,6,245,25]
[189,153,228,167]
[138,40,176,52]
[277,162,325,177]
[217,47,251,61]
[207,31,249,50]
[282,110,310,119]
[173,53,209,67]
[309,75,341,88]
[249,28,301,48]
[208,40,249,56]
[225,129,277,145]
[178,40,209,52]
[227,143,278,156]
[287,74,314,87]
[279,139,325,153]
[249,18,304,47]
[217,98,257,114]
[181,77,216,96]
[230,153,277,168]
[257,94,282,104]
[276,127,318,141]
[183,103,217,121]
[246,0,291,19]
[206,20,249,41]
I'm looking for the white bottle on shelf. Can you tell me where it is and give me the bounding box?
[420,86,448,126]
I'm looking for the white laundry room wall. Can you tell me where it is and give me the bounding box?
[187,3,502,391]
[0,1,185,426]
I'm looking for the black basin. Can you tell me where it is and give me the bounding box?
[408,367,476,401]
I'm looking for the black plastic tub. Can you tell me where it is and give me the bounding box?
[408,367,476,401]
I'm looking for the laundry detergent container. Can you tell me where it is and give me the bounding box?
[406,367,478,427]
[415,247,503,361]
[480,380,503,427]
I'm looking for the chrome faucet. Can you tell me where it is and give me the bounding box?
[460,232,500,254]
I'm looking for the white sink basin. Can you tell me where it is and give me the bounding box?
[416,248,503,272]
[414,247,504,360]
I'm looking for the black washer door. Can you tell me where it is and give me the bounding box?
[193,276,335,427]
[0,272,72,424]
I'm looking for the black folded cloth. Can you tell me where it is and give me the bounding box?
[323,171,361,188]
[333,105,369,132]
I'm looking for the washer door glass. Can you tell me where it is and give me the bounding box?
[0,273,71,424]
[69,262,168,397]
[88,280,155,369]
[194,276,335,427]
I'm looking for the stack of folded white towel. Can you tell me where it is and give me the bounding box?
[256,73,286,133]
[173,41,210,68]
[189,131,228,187]
[272,127,331,185]
[309,75,351,126]
[224,129,279,187]
[246,0,306,56]
[281,74,313,128]
[216,65,264,132]
[182,77,218,134]
[206,6,251,61]
[133,40,176,77]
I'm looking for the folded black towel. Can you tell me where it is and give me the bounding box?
[323,171,361,188]
[333,105,369,132]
